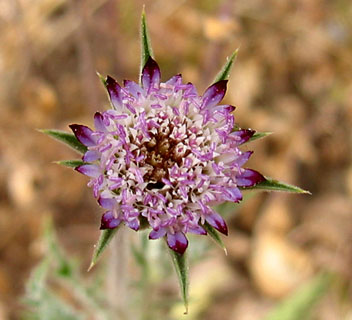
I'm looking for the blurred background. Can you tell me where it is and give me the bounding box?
[1,0,352,319]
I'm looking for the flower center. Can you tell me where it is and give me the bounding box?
[142,136,178,189]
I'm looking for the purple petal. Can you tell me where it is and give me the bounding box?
[236,151,253,167]
[75,164,100,178]
[149,228,167,240]
[83,150,100,162]
[183,82,198,98]
[205,213,228,235]
[106,76,123,109]
[123,80,143,98]
[188,225,207,235]
[167,232,188,255]
[94,112,106,132]
[212,104,236,113]
[141,57,161,93]
[231,129,255,145]
[98,197,116,210]
[165,74,182,86]
[201,80,228,109]
[223,104,236,112]
[100,211,121,229]
[69,124,96,147]
[224,187,243,202]
[128,219,140,231]
[236,169,265,187]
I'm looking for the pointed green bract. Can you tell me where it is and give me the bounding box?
[55,160,85,169]
[40,129,87,155]
[88,228,119,271]
[231,127,272,143]
[204,222,227,255]
[213,49,239,83]
[140,8,154,82]
[244,177,311,194]
[96,71,107,87]
[168,246,189,314]
[248,131,272,143]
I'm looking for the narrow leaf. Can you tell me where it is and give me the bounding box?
[55,160,85,169]
[243,177,311,194]
[213,49,239,83]
[88,228,119,271]
[40,129,87,155]
[140,8,154,81]
[168,246,189,314]
[247,131,273,143]
[264,273,332,320]
[204,222,227,255]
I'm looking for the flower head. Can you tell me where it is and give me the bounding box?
[70,57,264,254]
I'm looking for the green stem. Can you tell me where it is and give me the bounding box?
[108,227,130,319]
[140,235,152,320]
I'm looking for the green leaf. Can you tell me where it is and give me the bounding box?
[168,247,189,314]
[213,49,239,83]
[140,7,154,81]
[43,218,74,278]
[203,222,227,255]
[40,129,87,155]
[44,290,85,320]
[24,254,83,320]
[263,273,332,320]
[39,290,84,320]
[88,228,119,271]
[25,259,50,303]
[248,131,273,143]
[54,160,85,169]
[23,218,108,320]
[243,177,311,194]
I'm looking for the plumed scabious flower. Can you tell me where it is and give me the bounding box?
[42,11,309,312]
[70,57,265,255]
